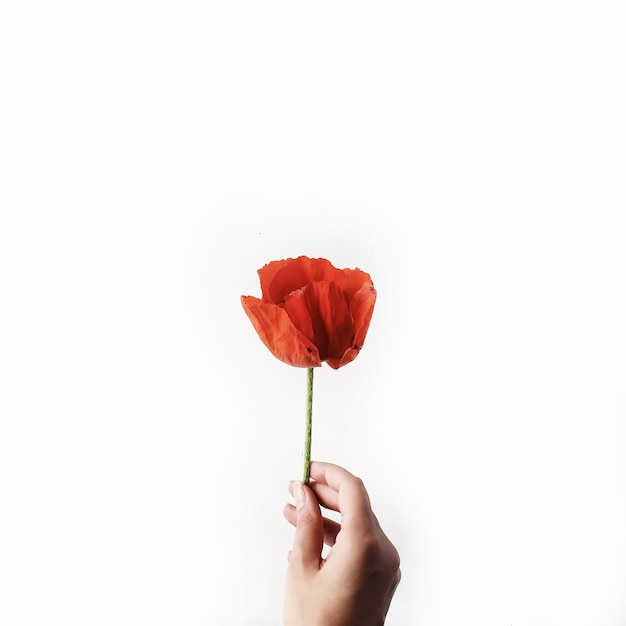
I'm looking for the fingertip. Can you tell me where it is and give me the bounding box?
[283,502,297,526]
[292,480,306,510]
[289,482,324,570]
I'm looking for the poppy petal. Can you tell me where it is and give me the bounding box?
[266,257,338,305]
[350,285,377,348]
[241,296,321,367]
[324,285,376,369]
[325,347,359,370]
[283,281,354,362]
[257,259,292,303]
[334,267,375,300]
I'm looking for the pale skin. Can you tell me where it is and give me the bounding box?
[283,461,401,626]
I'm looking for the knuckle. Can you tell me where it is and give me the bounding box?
[386,542,401,572]
[349,475,366,492]
[359,533,401,578]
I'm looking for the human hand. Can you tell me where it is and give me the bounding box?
[283,461,401,626]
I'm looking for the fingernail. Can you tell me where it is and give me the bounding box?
[292,481,305,510]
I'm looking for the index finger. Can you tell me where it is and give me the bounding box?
[309,461,375,532]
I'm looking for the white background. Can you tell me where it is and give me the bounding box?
[1,2,625,625]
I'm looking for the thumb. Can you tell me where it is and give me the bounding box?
[290,481,324,571]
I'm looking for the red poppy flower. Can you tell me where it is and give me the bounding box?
[241,256,376,369]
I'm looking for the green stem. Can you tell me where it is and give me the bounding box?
[303,367,314,484]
